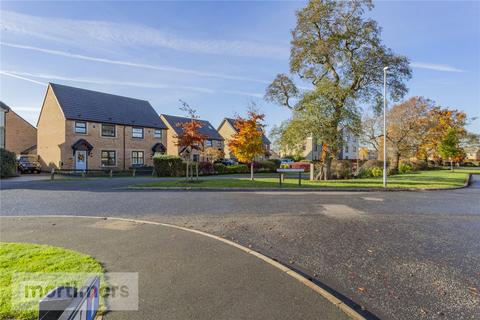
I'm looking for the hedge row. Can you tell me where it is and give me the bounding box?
[153,156,281,177]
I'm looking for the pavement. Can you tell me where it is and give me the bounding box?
[1,175,479,320]
[0,216,352,320]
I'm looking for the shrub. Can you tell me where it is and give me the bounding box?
[331,160,352,179]
[153,155,183,177]
[280,163,291,169]
[411,160,428,171]
[371,167,383,177]
[224,164,249,174]
[358,160,389,178]
[256,160,277,172]
[291,162,311,172]
[213,163,226,174]
[269,159,281,168]
[0,148,17,178]
[399,162,414,174]
[198,162,214,175]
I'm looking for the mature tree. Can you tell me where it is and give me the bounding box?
[228,110,265,180]
[360,109,383,152]
[175,100,206,180]
[438,127,464,171]
[265,0,411,179]
[202,147,224,163]
[417,107,467,161]
[386,97,432,171]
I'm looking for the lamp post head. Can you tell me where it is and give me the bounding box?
[383,66,389,71]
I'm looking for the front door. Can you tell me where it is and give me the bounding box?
[75,151,87,171]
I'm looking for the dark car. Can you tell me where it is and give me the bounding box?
[17,155,42,174]
[215,158,238,166]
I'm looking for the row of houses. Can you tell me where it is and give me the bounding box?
[1,83,271,171]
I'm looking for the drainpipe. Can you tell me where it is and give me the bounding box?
[123,126,126,171]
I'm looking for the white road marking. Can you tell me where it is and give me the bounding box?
[362,197,384,202]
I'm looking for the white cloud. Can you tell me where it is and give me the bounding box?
[0,71,47,86]
[411,61,464,73]
[1,70,263,98]
[1,10,288,59]
[1,42,270,85]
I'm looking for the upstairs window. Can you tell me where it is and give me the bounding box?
[75,121,87,134]
[205,140,213,147]
[132,127,144,139]
[154,129,162,139]
[102,124,115,137]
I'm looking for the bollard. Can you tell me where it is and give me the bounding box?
[109,169,113,178]
[50,168,55,180]
[132,168,136,177]
[81,171,85,178]
[310,163,314,181]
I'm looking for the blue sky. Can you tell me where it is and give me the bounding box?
[1,1,479,134]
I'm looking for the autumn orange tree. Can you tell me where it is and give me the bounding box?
[175,100,206,180]
[417,107,467,162]
[228,110,265,180]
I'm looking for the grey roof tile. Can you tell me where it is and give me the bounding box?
[161,114,223,141]
[50,83,166,129]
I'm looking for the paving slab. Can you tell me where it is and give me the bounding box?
[0,216,352,320]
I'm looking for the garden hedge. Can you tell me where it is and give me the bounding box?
[153,155,183,177]
[0,148,17,178]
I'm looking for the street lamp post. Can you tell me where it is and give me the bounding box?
[383,67,389,188]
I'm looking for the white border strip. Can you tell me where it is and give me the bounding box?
[1,215,366,320]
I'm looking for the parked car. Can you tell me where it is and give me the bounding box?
[17,155,42,174]
[215,158,238,166]
[280,158,294,165]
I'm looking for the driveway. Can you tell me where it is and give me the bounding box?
[1,176,479,319]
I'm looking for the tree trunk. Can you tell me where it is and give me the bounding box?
[450,159,453,171]
[395,152,401,173]
[186,160,189,181]
[250,162,254,181]
[324,156,332,180]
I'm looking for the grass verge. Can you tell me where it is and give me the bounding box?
[132,170,470,190]
[0,242,104,320]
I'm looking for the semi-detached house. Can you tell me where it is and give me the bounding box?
[37,83,168,171]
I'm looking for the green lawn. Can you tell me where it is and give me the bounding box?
[0,242,104,320]
[133,170,471,190]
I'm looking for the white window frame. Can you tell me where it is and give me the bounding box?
[75,121,87,134]
[131,151,145,166]
[154,129,162,139]
[132,127,144,139]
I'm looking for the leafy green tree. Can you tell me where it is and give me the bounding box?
[265,0,411,179]
[438,127,463,171]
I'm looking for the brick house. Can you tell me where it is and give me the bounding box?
[217,118,271,160]
[0,101,37,155]
[160,114,224,162]
[37,83,167,170]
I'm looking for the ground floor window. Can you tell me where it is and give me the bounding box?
[101,150,116,166]
[132,151,144,166]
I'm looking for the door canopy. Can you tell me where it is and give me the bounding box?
[71,139,93,155]
[151,142,166,155]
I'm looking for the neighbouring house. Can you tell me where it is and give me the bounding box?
[1,101,37,155]
[338,129,360,160]
[160,114,224,162]
[0,102,9,149]
[279,136,322,161]
[217,118,271,160]
[37,83,168,171]
[465,146,480,161]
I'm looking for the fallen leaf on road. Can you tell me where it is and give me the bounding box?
[367,249,373,254]
[357,287,365,293]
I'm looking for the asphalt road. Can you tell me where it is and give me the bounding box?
[1,175,479,320]
[1,216,349,320]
